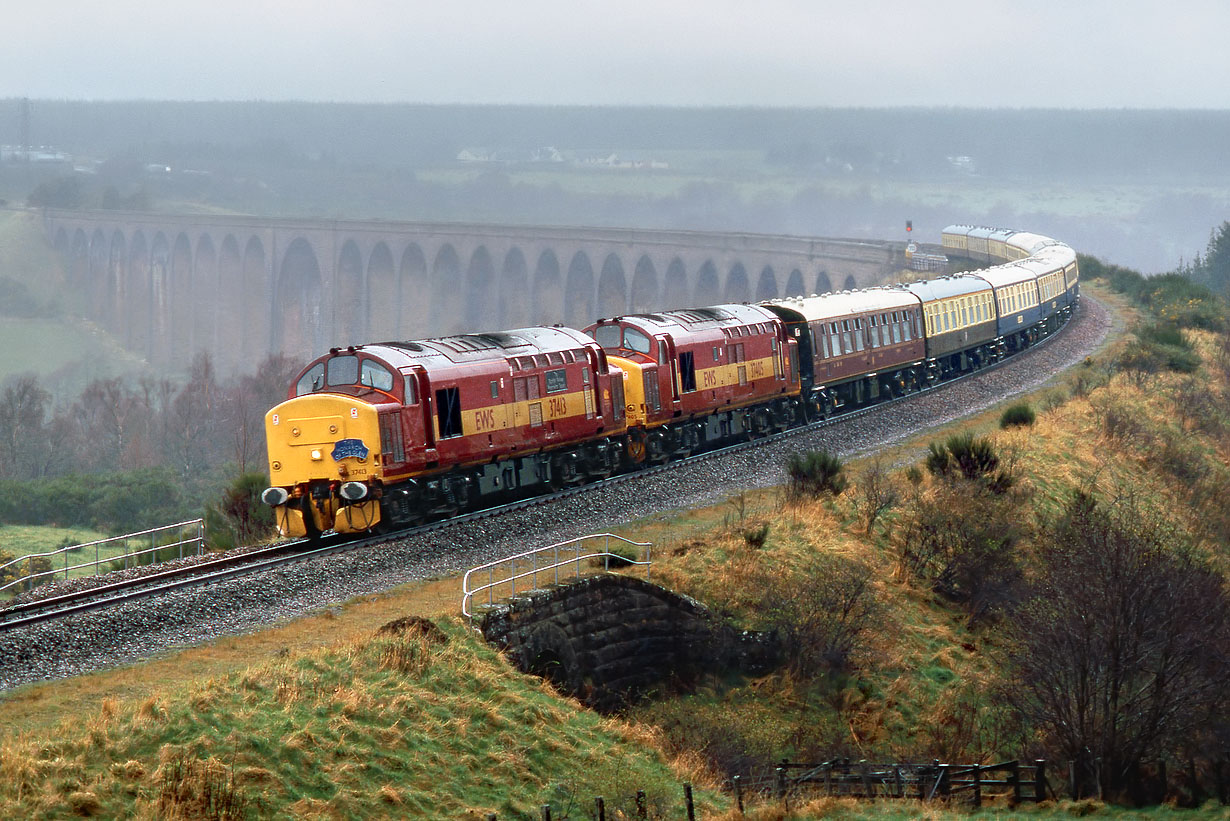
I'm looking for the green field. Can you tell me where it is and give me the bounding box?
[0,316,145,389]
[0,522,204,598]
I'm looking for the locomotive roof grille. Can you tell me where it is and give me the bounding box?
[674,307,733,323]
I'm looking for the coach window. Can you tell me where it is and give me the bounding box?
[327,355,359,387]
[854,319,864,351]
[360,360,394,392]
[295,363,325,396]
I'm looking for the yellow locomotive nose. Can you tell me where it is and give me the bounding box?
[264,394,383,536]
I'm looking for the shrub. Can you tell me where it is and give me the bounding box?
[894,484,1024,625]
[206,472,275,550]
[926,432,1012,491]
[999,402,1036,429]
[739,520,770,549]
[853,456,900,532]
[785,450,847,499]
[747,554,879,676]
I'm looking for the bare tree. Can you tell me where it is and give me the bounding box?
[746,553,880,676]
[853,455,900,533]
[0,374,50,479]
[1009,490,1230,802]
[894,483,1025,625]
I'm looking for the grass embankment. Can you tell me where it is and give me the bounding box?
[0,616,719,819]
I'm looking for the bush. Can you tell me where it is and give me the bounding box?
[785,450,847,499]
[999,402,1036,429]
[739,520,770,549]
[747,554,879,676]
[926,432,1013,492]
[894,484,1024,625]
[206,472,275,551]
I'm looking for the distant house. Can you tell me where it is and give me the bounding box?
[457,148,494,163]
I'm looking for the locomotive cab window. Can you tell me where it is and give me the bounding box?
[327,355,359,387]
[295,363,325,396]
[360,360,394,392]
[624,327,652,355]
[593,324,621,349]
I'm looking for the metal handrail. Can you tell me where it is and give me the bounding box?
[0,519,205,594]
[462,533,651,618]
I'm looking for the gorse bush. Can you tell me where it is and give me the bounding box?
[999,402,1036,429]
[785,450,847,499]
[926,433,1014,494]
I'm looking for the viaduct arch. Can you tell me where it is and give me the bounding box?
[44,210,909,373]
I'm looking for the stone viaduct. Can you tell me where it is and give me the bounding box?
[43,209,908,372]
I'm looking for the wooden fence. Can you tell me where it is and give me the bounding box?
[477,760,1051,819]
[727,758,1050,811]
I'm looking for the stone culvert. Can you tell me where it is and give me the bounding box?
[479,574,780,712]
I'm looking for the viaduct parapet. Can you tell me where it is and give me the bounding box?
[480,574,780,712]
[43,209,906,372]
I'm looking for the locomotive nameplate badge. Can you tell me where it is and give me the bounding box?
[332,439,370,461]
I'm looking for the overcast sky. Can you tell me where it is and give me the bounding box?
[6,0,1229,107]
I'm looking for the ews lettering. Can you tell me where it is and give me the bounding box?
[702,370,719,388]
[474,408,497,431]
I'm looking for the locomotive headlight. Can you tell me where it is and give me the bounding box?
[261,487,289,507]
[340,481,368,501]
[310,449,323,461]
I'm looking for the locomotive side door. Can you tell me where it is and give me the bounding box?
[403,366,437,466]
[661,334,681,407]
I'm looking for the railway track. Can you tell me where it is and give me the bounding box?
[0,303,1079,634]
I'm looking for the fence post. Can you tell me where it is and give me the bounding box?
[594,796,605,821]
[636,789,647,819]
[972,765,982,808]
[1009,760,1021,805]
[486,814,497,821]
[96,540,100,575]
[940,765,951,798]
[684,782,694,821]
[541,805,551,821]
[732,776,743,814]
[894,766,904,799]
[859,761,874,801]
